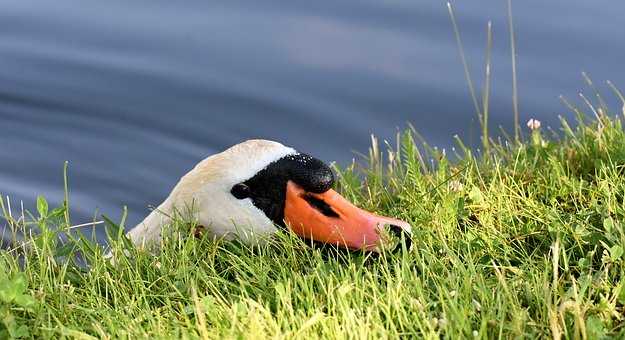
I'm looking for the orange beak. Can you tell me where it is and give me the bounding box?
[284,181,412,252]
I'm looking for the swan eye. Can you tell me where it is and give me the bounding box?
[231,183,251,199]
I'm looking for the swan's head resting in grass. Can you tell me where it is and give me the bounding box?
[126,139,412,253]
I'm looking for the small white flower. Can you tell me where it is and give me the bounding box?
[449,290,457,297]
[473,330,479,337]
[448,180,464,192]
[526,118,541,130]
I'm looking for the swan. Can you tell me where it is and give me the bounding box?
[126,139,412,252]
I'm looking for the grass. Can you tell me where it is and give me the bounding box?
[1,96,625,338]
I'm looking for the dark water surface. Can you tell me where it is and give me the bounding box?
[0,0,623,231]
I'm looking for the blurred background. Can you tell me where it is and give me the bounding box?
[0,0,623,230]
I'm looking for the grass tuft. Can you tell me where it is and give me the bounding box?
[1,99,625,338]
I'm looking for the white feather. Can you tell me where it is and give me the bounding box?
[126,139,297,247]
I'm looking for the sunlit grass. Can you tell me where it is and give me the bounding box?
[1,99,625,338]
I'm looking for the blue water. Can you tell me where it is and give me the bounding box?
[0,0,623,232]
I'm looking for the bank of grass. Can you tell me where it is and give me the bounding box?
[2,105,625,338]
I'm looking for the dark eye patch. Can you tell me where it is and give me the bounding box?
[230,153,335,228]
[303,195,339,218]
[231,183,250,199]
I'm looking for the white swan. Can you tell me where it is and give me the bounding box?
[126,139,411,252]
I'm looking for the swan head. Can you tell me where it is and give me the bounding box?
[129,139,412,253]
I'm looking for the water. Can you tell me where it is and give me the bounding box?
[0,0,623,233]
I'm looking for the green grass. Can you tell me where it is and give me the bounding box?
[2,101,625,338]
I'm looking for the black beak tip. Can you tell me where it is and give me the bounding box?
[389,224,413,253]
